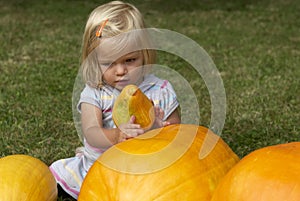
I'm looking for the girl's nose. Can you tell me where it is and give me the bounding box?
[115,63,128,75]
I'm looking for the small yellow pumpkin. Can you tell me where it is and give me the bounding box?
[211,142,300,201]
[0,154,57,201]
[78,124,239,201]
[113,84,155,130]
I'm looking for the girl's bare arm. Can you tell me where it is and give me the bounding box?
[80,103,143,149]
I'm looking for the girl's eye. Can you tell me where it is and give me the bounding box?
[100,63,111,68]
[125,58,136,64]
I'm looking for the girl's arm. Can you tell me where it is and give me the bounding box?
[80,102,143,149]
[165,107,181,124]
[152,106,181,129]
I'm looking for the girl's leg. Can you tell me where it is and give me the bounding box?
[57,184,76,200]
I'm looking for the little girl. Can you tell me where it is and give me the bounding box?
[50,1,180,199]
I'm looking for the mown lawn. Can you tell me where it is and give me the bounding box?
[0,0,299,199]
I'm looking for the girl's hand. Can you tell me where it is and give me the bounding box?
[118,115,144,142]
[151,106,170,129]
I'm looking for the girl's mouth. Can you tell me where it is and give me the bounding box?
[116,79,129,86]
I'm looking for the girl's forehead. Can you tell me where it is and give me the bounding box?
[95,30,148,62]
[97,42,140,62]
[104,51,142,63]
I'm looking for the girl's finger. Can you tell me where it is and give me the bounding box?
[162,121,171,127]
[119,125,142,139]
[129,115,136,124]
[159,108,164,119]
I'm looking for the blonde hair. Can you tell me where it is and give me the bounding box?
[80,1,156,88]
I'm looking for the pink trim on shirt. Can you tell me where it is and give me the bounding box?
[84,139,106,153]
[49,166,80,197]
[103,108,112,113]
[161,80,168,89]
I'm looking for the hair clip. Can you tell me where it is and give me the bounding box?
[95,19,109,38]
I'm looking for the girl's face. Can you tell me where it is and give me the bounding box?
[101,51,144,91]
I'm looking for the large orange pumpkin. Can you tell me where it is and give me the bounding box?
[0,154,57,201]
[211,142,300,201]
[78,124,239,201]
[112,84,155,130]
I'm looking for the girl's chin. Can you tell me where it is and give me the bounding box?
[114,78,143,90]
[114,84,131,91]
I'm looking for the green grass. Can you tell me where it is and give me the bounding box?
[1,0,299,199]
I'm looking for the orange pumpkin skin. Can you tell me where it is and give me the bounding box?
[211,142,300,201]
[78,124,239,201]
[0,154,57,201]
[112,84,155,130]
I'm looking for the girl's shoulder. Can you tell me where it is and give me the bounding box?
[78,84,119,112]
[81,84,118,97]
[140,74,174,92]
[143,74,164,83]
